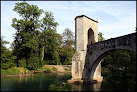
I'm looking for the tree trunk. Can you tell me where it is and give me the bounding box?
[41,46,44,60]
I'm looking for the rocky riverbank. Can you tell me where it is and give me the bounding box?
[35,65,72,73]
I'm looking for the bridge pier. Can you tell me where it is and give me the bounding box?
[93,63,103,82]
[67,50,103,83]
[68,15,136,84]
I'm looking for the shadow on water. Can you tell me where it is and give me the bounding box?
[69,82,102,91]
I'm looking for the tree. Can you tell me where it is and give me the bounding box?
[62,28,75,47]
[1,36,17,69]
[57,46,74,65]
[12,2,43,69]
[40,11,62,65]
[103,50,136,91]
[98,32,105,42]
[40,11,58,60]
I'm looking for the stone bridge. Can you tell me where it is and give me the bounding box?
[68,15,136,83]
[83,32,136,82]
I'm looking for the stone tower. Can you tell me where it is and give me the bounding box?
[75,15,98,51]
[68,15,102,83]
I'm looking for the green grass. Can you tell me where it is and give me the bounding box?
[1,67,31,75]
[36,67,51,72]
[65,67,71,71]
[52,67,58,71]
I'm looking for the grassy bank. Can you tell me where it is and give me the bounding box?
[1,67,31,75]
[36,67,52,72]
[1,65,72,76]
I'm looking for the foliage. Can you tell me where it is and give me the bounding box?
[98,32,136,91]
[98,32,105,42]
[102,50,136,91]
[65,67,71,71]
[11,2,43,69]
[27,57,42,70]
[1,68,20,75]
[57,46,74,65]
[18,58,26,68]
[36,67,51,72]
[48,82,75,91]
[1,37,17,70]
[40,11,61,65]
[62,28,75,47]
[52,67,58,71]
[2,2,75,72]
[11,2,63,68]
[53,51,61,65]
[41,60,46,66]
[1,67,31,75]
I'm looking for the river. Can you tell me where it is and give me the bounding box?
[1,72,132,91]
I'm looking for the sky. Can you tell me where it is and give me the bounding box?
[1,1,136,49]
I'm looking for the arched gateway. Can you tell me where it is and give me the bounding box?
[68,15,136,83]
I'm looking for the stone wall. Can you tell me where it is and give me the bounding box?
[75,17,84,51]
[84,32,136,81]
[75,15,98,51]
[68,14,136,83]
[70,15,101,83]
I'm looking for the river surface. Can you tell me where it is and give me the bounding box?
[1,72,130,91]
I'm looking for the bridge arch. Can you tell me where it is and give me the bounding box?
[89,48,136,81]
[84,32,136,82]
[68,15,136,84]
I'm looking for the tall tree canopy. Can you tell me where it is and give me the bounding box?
[1,37,17,69]
[62,28,75,47]
[12,2,43,69]
[56,28,75,65]
[11,2,63,68]
[40,11,62,65]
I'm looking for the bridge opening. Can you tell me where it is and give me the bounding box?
[88,28,95,44]
[89,49,136,90]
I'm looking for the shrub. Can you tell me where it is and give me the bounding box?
[52,67,58,71]
[45,68,51,72]
[65,67,71,71]
[1,67,20,75]
[36,67,51,72]
[1,67,31,75]
[48,82,75,91]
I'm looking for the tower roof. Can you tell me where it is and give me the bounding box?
[75,15,98,23]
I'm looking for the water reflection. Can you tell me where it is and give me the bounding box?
[2,73,120,91]
[93,82,102,91]
[1,73,72,91]
[18,76,22,84]
[70,82,102,91]
[31,74,34,80]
